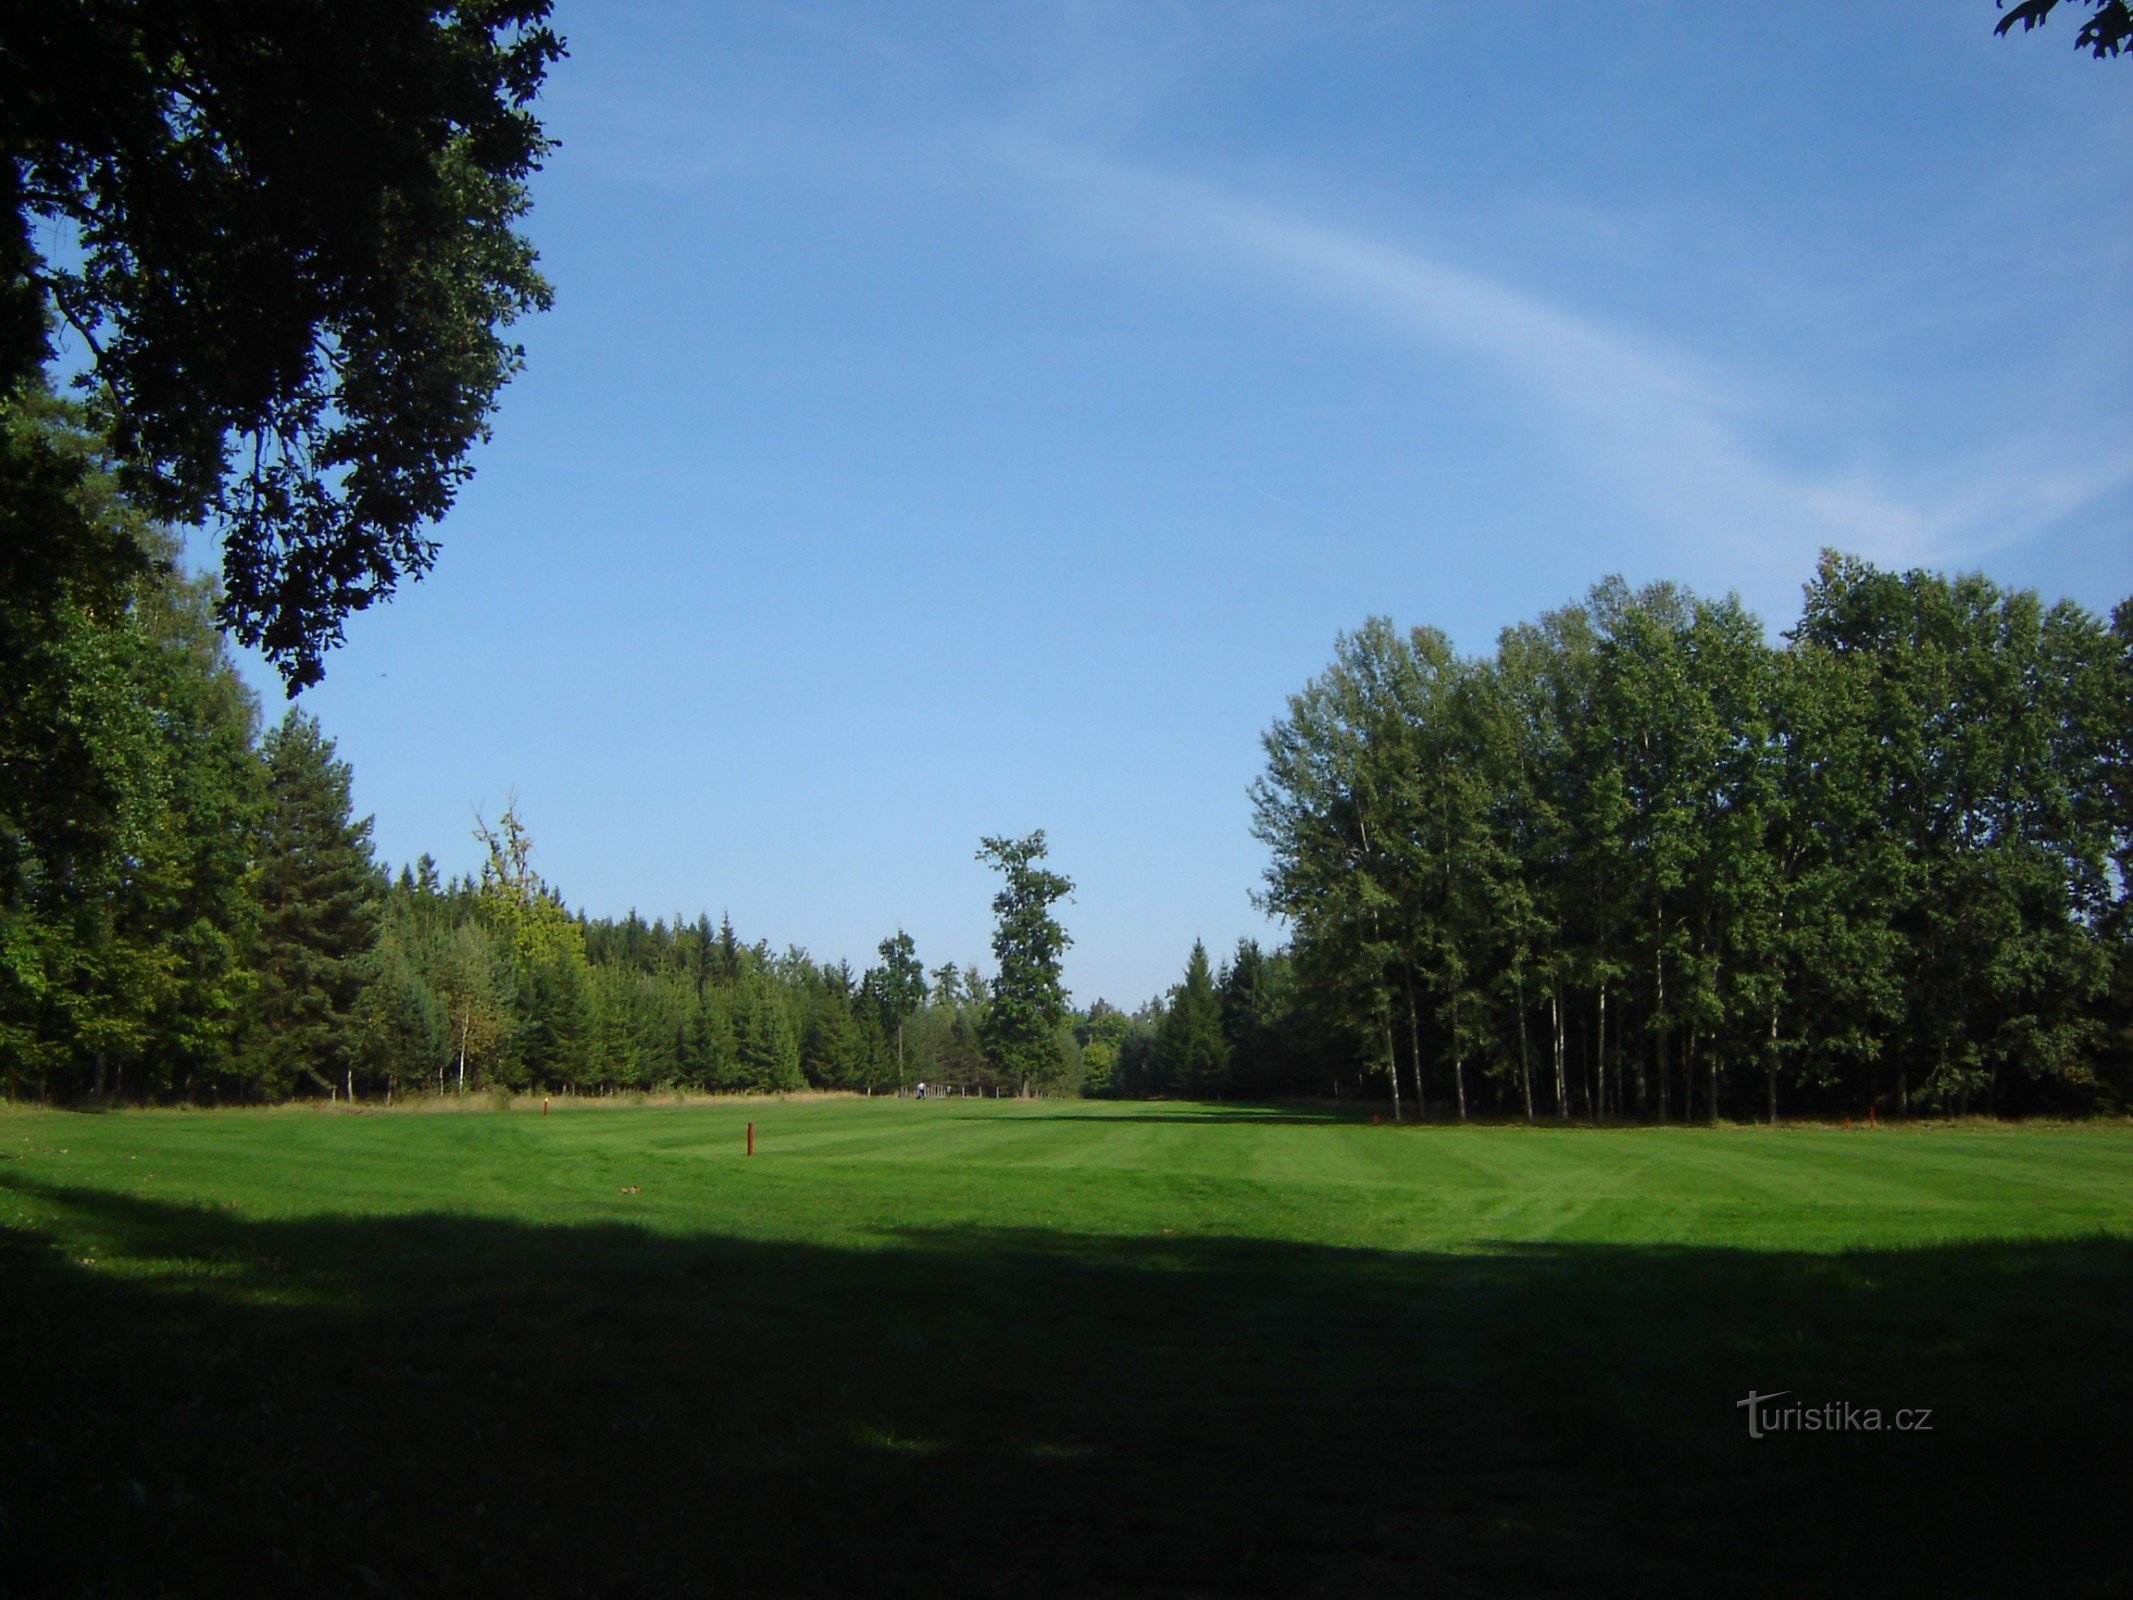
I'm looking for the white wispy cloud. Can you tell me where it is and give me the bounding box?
[989,138,2130,587]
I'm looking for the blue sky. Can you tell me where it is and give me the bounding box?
[207,2,2131,1006]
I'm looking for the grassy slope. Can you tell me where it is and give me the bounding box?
[3,1099,2128,1597]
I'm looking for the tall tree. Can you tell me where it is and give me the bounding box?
[1252,619,1424,1119]
[0,439,261,1104]
[243,711,382,1097]
[976,832,1074,1095]
[863,929,927,1090]
[733,975,802,1092]
[473,802,590,1089]
[350,894,450,1102]
[1152,939,1229,1098]
[118,529,265,1101]
[432,919,514,1094]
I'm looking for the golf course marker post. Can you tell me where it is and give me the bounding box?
[747,1121,755,1157]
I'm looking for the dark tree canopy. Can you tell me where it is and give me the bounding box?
[0,2,565,688]
[1995,0,2132,57]
[1246,555,2130,1120]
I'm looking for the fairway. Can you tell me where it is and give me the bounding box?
[4,1099,2129,1597]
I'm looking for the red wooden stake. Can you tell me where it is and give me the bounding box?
[747,1121,755,1157]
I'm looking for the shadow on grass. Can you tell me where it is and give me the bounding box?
[2,1179,2127,1598]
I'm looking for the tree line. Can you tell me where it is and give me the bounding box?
[1,398,1089,1104]
[1111,559,2130,1119]
[8,397,2127,1116]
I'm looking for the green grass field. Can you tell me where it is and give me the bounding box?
[4,1099,2129,1597]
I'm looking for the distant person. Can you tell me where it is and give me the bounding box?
[916,1082,927,1100]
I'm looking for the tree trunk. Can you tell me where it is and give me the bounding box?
[1451,992,1467,1121]
[1384,1008,1402,1124]
[1517,984,1535,1123]
[1405,973,1426,1122]
[1552,980,1569,1121]
[1653,934,1668,1124]
[1581,1015,1594,1123]
[1766,1000,1780,1126]
[1595,984,1608,1124]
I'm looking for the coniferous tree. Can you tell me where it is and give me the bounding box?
[801,985,866,1088]
[682,988,739,1089]
[95,528,262,1102]
[734,976,803,1091]
[1153,939,1229,1097]
[242,712,382,1098]
[350,902,449,1101]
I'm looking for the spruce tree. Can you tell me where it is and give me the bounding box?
[734,977,802,1091]
[244,711,382,1097]
[1154,940,1230,1097]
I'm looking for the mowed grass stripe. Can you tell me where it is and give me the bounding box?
[8,1098,2127,1250]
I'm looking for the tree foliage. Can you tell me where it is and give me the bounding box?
[0,396,260,1101]
[1152,940,1230,1097]
[976,832,1075,1093]
[243,712,383,1097]
[1241,555,2129,1119]
[1995,0,2132,57]
[0,2,565,687]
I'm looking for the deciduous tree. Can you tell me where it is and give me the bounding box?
[976,832,1074,1095]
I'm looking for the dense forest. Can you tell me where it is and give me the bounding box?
[1113,561,2132,1119]
[4,401,2127,1115]
[0,396,1071,1105]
